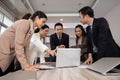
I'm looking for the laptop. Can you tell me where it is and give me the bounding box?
[40,48,81,69]
[87,57,120,76]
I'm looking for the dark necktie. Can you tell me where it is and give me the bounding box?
[58,36,61,44]
[88,26,93,38]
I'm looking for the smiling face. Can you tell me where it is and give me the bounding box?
[40,28,49,37]
[34,16,47,29]
[55,25,63,35]
[75,27,82,38]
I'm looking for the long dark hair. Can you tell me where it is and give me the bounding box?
[31,11,47,21]
[75,24,86,44]
[22,13,31,19]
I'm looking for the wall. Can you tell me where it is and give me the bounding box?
[105,4,120,47]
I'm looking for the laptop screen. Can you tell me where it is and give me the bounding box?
[56,48,81,67]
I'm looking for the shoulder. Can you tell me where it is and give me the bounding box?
[50,33,56,37]
[13,19,30,26]
[94,17,108,23]
[63,33,69,37]
[13,19,32,31]
[31,33,40,41]
[32,33,39,38]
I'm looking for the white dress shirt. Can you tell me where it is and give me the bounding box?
[29,33,48,65]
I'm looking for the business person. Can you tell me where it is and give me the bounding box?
[50,22,69,62]
[78,6,120,64]
[71,24,92,64]
[0,11,55,76]
[29,24,56,65]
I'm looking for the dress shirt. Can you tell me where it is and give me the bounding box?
[29,33,48,64]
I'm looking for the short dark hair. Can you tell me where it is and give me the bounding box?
[34,24,49,33]
[41,24,49,30]
[54,22,63,29]
[31,11,47,21]
[22,13,31,19]
[79,6,94,17]
[34,28,40,33]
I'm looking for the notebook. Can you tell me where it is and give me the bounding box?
[87,57,120,75]
[40,48,81,69]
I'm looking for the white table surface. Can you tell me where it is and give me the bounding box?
[0,66,120,80]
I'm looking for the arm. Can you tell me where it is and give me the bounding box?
[15,20,39,71]
[31,33,56,56]
[31,33,48,53]
[15,20,30,69]
[97,18,109,59]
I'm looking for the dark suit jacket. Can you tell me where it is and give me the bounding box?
[86,18,120,60]
[50,33,69,50]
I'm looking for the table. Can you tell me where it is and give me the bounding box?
[0,67,120,80]
[0,70,36,80]
[37,67,120,80]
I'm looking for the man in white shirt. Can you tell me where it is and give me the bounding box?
[29,24,56,65]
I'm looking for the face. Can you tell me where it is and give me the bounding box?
[75,27,82,37]
[34,16,47,28]
[55,26,63,35]
[79,12,88,24]
[40,28,49,37]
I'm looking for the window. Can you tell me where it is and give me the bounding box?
[0,12,3,22]
[3,16,13,27]
[0,11,14,34]
[1,26,6,33]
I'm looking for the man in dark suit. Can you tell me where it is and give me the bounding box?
[50,22,69,62]
[78,6,120,64]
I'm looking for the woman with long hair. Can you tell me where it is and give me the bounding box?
[71,24,92,64]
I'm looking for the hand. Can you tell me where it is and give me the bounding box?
[46,49,56,56]
[83,53,93,65]
[24,65,39,71]
[49,50,56,56]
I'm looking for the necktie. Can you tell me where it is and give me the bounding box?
[88,26,92,38]
[58,35,61,44]
[87,26,97,53]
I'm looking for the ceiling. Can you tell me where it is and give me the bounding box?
[0,0,120,23]
[29,0,95,13]
[27,0,96,23]
[29,0,120,23]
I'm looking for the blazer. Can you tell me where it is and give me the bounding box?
[86,18,120,60]
[70,36,88,55]
[29,33,48,65]
[0,19,33,72]
[50,33,69,50]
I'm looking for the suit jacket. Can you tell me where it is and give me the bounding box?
[86,18,120,60]
[0,19,33,72]
[50,33,69,50]
[29,33,48,65]
[70,36,88,55]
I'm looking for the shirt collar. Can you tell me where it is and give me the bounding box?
[57,34,62,39]
[89,18,94,26]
